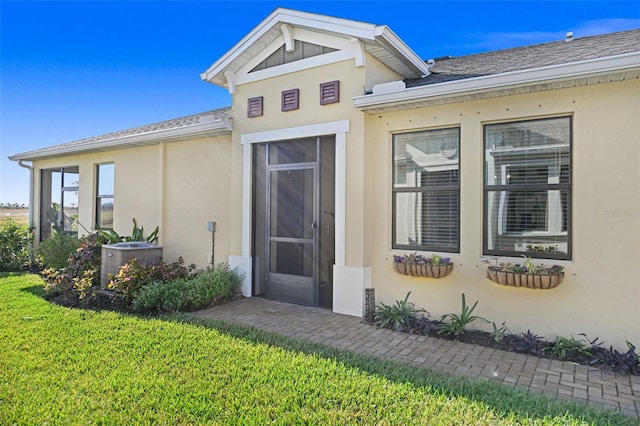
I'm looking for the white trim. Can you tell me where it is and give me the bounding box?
[241,120,350,145]
[240,120,350,295]
[201,8,376,83]
[229,255,253,297]
[241,143,252,258]
[333,265,371,317]
[374,25,431,76]
[293,28,353,50]
[236,28,354,79]
[201,8,429,86]
[334,131,346,266]
[223,71,236,95]
[281,23,294,52]
[10,120,232,161]
[351,38,365,68]
[354,52,640,112]
[236,50,353,86]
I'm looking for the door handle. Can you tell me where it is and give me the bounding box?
[311,221,318,230]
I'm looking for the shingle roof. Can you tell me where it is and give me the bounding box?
[407,29,640,88]
[40,107,231,152]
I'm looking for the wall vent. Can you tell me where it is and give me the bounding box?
[247,96,264,118]
[282,89,300,111]
[320,80,340,105]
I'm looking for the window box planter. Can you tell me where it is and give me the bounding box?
[484,257,564,289]
[393,253,453,279]
[486,268,564,289]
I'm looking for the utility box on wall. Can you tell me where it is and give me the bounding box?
[100,242,163,285]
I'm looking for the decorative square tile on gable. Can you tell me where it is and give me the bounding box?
[320,81,340,105]
[281,89,300,112]
[247,96,263,118]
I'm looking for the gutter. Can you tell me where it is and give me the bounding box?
[354,51,640,112]
[16,160,34,225]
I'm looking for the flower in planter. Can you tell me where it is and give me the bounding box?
[393,252,453,278]
[483,256,565,289]
[393,253,451,265]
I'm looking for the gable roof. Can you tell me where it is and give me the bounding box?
[9,108,231,162]
[200,8,431,89]
[355,29,640,113]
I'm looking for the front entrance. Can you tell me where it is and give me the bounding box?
[253,136,335,308]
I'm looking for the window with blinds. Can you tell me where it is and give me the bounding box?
[483,116,571,260]
[392,127,460,252]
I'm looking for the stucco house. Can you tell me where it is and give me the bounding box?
[9,9,640,348]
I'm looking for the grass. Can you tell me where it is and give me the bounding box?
[0,273,634,425]
[0,208,29,226]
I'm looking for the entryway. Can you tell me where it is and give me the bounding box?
[252,136,335,308]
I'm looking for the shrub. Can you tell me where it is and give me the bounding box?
[41,233,105,302]
[132,263,242,312]
[37,232,82,269]
[589,341,640,375]
[374,292,426,331]
[438,293,488,337]
[107,257,197,302]
[544,335,591,361]
[508,330,547,356]
[0,219,34,271]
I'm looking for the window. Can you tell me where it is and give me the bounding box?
[96,163,114,229]
[393,128,460,252]
[40,166,79,240]
[484,116,571,259]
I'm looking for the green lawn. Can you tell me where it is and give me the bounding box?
[0,273,633,425]
[0,208,29,226]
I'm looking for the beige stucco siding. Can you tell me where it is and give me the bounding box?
[32,145,162,241]
[366,79,640,348]
[31,136,233,270]
[163,135,232,267]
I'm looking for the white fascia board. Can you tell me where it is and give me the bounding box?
[241,120,350,144]
[235,29,354,84]
[9,120,232,162]
[373,25,432,77]
[236,50,354,86]
[200,8,377,84]
[354,51,640,111]
[275,10,377,40]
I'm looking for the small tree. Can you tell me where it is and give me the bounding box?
[0,219,34,271]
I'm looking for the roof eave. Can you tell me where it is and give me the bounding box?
[9,119,232,162]
[200,9,429,86]
[373,25,432,78]
[200,8,376,84]
[354,51,640,113]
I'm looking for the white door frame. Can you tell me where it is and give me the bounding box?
[232,120,361,314]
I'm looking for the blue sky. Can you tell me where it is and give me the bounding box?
[2,1,639,204]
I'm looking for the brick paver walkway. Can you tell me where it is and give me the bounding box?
[192,297,640,419]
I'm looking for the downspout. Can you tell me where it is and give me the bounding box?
[17,160,34,225]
